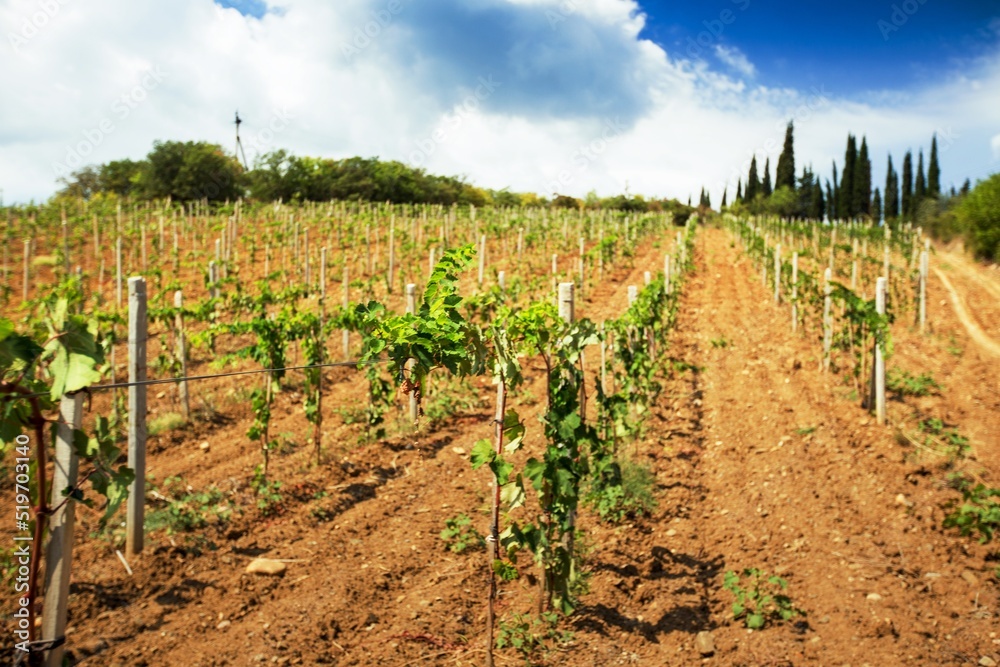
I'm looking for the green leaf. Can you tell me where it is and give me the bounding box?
[747,613,765,630]
[470,438,495,470]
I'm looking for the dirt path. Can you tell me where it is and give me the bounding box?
[933,267,1000,359]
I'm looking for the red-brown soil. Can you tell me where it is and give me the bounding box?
[3,224,999,666]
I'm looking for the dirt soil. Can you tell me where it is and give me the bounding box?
[4,225,1000,667]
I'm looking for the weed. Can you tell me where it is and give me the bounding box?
[148,412,186,436]
[943,474,1000,546]
[887,368,941,397]
[250,465,285,516]
[587,459,657,524]
[919,418,970,460]
[795,426,817,436]
[710,337,729,349]
[496,611,574,663]
[439,514,485,553]
[723,568,804,629]
[146,479,231,534]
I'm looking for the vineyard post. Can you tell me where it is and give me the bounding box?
[116,237,123,309]
[578,237,585,288]
[664,255,672,296]
[406,283,418,423]
[517,227,524,257]
[365,223,372,276]
[388,218,395,293]
[875,277,887,425]
[829,227,836,271]
[497,271,505,290]
[485,378,507,667]
[158,213,164,255]
[762,233,768,287]
[478,235,486,287]
[22,238,30,302]
[61,210,70,278]
[208,261,218,299]
[93,214,100,261]
[126,276,148,557]
[174,291,190,421]
[264,244,270,277]
[140,224,147,273]
[342,264,350,361]
[822,268,832,372]
[627,285,638,306]
[304,227,310,291]
[919,247,928,333]
[644,271,651,286]
[774,244,781,304]
[41,393,83,667]
[551,254,557,291]
[791,253,798,333]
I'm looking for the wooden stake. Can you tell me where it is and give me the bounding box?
[874,276,887,425]
[174,291,189,421]
[126,277,147,557]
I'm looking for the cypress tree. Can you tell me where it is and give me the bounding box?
[825,180,834,220]
[960,179,971,196]
[775,121,796,190]
[884,154,898,220]
[840,134,857,218]
[721,188,727,209]
[747,157,760,202]
[928,135,941,197]
[736,180,743,203]
[901,150,913,220]
[915,149,926,201]
[762,158,773,197]
[830,162,839,220]
[814,180,826,220]
[872,187,882,223]
[705,190,711,208]
[855,137,872,217]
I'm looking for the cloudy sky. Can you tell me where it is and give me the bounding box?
[2,0,999,205]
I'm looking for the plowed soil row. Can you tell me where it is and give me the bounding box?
[3,225,999,667]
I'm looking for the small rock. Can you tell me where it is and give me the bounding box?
[199,441,210,452]
[246,559,287,576]
[924,572,942,579]
[156,391,166,399]
[217,620,231,630]
[665,529,677,537]
[962,571,979,587]
[895,494,912,507]
[452,447,465,455]
[818,615,830,624]
[979,657,997,667]
[866,593,882,602]
[695,631,715,656]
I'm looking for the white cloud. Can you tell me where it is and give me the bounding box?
[713,44,756,79]
[0,0,998,207]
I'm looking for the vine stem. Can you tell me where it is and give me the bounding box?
[0,382,50,655]
[485,378,508,667]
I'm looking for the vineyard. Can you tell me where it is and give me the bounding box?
[2,201,1000,666]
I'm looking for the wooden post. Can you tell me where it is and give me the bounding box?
[791,253,798,333]
[498,271,505,290]
[919,248,928,333]
[116,237,123,309]
[342,265,350,361]
[22,238,30,302]
[822,268,833,372]
[140,224,147,273]
[388,220,395,293]
[558,282,574,323]
[517,228,524,257]
[126,277,147,556]
[578,236,585,286]
[874,277,887,425]
[774,244,781,304]
[406,284,418,423]
[627,285,638,306]
[93,215,100,261]
[644,271,651,286]
[478,234,486,287]
[41,392,83,667]
[304,227,310,291]
[664,255,672,296]
[174,291,189,421]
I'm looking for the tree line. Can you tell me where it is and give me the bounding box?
[714,123,997,261]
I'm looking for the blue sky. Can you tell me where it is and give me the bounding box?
[1,0,998,204]
[639,0,1000,96]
